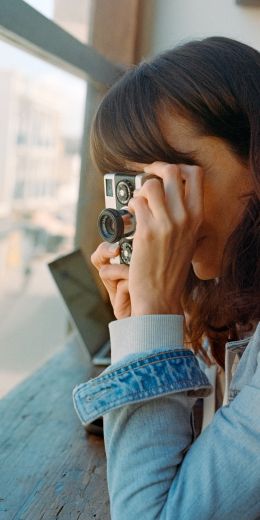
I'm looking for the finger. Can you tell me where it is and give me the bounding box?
[116,279,130,305]
[99,264,129,306]
[114,279,131,318]
[116,279,129,294]
[100,277,117,303]
[180,165,204,218]
[101,274,130,315]
[133,178,169,220]
[99,263,129,281]
[91,242,120,271]
[98,271,118,308]
[144,162,187,221]
[127,196,152,231]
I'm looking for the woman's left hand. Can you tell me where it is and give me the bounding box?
[127,161,205,316]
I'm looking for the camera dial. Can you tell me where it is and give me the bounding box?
[120,240,133,265]
[116,180,134,205]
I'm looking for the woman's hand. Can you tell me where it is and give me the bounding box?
[127,161,205,316]
[91,242,131,319]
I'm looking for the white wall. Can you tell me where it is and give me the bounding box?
[139,0,260,58]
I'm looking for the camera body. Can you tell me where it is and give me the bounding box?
[99,172,146,264]
[104,172,145,209]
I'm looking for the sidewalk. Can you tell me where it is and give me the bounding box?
[0,255,69,398]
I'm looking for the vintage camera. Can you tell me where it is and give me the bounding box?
[97,172,147,265]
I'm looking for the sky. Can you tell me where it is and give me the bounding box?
[0,0,86,138]
[25,0,54,19]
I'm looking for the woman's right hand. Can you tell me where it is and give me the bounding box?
[91,242,131,320]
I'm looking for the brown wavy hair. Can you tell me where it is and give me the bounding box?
[90,36,260,369]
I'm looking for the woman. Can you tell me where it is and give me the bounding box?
[73,37,260,519]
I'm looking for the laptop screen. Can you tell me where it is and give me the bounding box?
[48,249,114,358]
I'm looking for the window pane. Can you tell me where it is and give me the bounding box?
[25,0,92,43]
[0,40,86,397]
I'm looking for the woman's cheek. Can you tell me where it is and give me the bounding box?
[200,181,219,233]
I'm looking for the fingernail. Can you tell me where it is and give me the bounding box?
[108,243,119,252]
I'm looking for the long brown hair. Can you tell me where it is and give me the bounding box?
[90,36,260,369]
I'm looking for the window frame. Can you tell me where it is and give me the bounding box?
[0,0,122,85]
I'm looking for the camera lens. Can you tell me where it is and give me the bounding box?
[103,216,115,235]
[97,208,135,243]
[116,180,133,205]
[98,209,123,243]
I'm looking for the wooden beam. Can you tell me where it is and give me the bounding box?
[90,0,141,65]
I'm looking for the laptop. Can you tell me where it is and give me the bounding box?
[48,248,115,434]
[48,248,115,366]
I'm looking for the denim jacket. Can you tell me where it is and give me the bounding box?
[73,316,260,520]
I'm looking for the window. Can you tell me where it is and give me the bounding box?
[0,0,120,398]
[0,40,86,397]
[25,0,92,43]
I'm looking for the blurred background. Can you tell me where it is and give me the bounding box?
[0,0,260,397]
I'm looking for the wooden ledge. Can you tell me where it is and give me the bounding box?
[0,334,110,520]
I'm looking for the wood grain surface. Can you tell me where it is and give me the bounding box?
[0,333,110,520]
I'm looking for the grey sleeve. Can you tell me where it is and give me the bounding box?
[109,314,185,363]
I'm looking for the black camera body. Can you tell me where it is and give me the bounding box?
[97,172,146,264]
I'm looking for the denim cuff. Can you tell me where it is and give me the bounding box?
[72,348,212,426]
[109,314,184,363]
